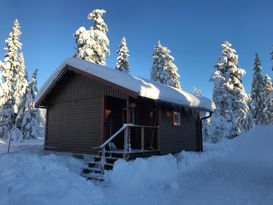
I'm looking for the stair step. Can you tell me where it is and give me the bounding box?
[81,172,104,181]
[98,151,125,158]
[87,173,104,181]
[82,167,103,174]
[93,156,122,164]
[82,149,160,180]
[104,163,114,170]
[87,176,104,182]
[88,161,114,168]
[94,155,122,160]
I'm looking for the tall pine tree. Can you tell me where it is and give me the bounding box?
[0,19,22,137]
[250,54,264,125]
[208,41,251,140]
[115,37,130,72]
[263,75,273,124]
[14,52,28,113]
[74,9,110,65]
[151,41,181,89]
[17,70,43,139]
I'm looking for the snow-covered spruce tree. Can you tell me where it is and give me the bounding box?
[0,19,22,138]
[115,37,130,72]
[250,54,265,125]
[14,52,28,114]
[0,61,4,107]
[207,41,251,140]
[193,87,201,97]
[151,41,181,89]
[205,114,233,143]
[17,69,43,139]
[74,9,110,65]
[263,75,273,124]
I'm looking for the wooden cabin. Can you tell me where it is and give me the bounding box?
[35,58,214,158]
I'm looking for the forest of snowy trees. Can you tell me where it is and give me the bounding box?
[0,19,44,141]
[0,9,272,143]
[74,9,273,143]
[204,43,273,142]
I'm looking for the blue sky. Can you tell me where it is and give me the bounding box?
[0,0,272,98]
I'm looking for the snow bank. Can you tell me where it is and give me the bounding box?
[106,125,273,205]
[0,154,105,205]
[0,138,44,154]
[107,154,179,189]
[35,57,215,111]
[0,125,272,205]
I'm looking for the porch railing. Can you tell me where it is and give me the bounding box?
[94,123,159,170]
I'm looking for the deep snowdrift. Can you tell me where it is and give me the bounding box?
[0,125,273,205]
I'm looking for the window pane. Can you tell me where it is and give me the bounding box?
[174,112,181,125]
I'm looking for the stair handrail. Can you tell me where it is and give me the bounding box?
[93,123,159,173]
[94,123,131,150]
[94,123,160,150]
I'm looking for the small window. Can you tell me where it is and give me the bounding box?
[173,112,181,126]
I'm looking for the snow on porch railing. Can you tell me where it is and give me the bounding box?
[93,123,159,171]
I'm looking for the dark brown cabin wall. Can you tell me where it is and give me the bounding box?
[46,98,102,154]
[77,74,128,101]
[45,71,128,106]
[159,108,200,154]
[45,71,130,154]
[195,113,202,150]
[46,72,78,105]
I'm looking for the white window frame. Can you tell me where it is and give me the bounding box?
[173,111,181,126]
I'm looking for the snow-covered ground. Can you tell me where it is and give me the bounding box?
[0,138,44,154]
[0,125,273,205]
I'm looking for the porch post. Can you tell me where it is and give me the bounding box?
[100,96,105,143]
[126,97,130,123]
[125,97,131,151]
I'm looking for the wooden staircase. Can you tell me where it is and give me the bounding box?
[81,149,160,181]
[81,123,160,181]
[81,151,124,181]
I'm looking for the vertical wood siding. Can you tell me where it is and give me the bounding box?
[43,70,203,154]
[45,71,128,105]
[159,108,201,154]
[46,98,102,153]
[45,71,129,154]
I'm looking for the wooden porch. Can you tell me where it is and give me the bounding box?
[82,94,161,180]
[82,123,160,181]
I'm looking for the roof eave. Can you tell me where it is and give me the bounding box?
[153,99,214,112]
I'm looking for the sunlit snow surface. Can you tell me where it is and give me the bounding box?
[35,57,215,111]
[0,125,272,205]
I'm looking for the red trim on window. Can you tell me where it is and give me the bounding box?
[172,111,181,127]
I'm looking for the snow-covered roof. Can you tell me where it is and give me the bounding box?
[35,57,215,111]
